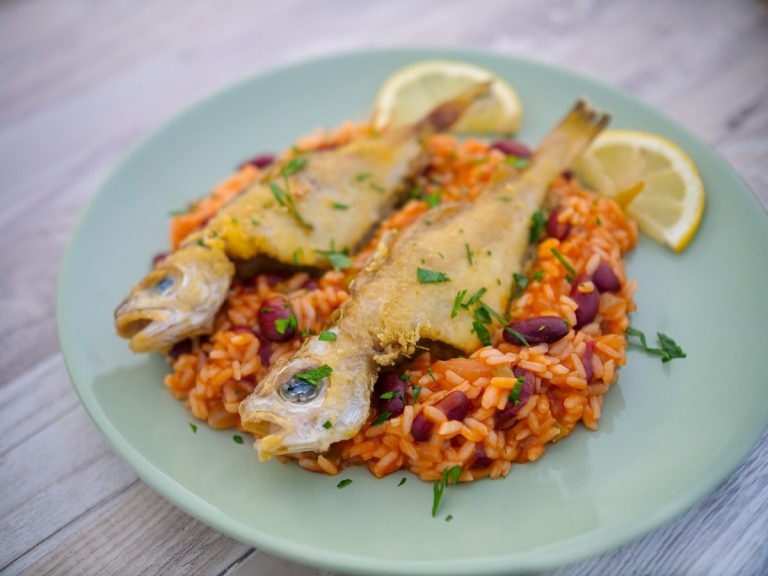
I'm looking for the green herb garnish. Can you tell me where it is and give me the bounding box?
[465,243,473,266]
[337,479,353,489]
[251,218,261,226]
[417,267,450,284]
[369,182,385,193]
[399,373,411,381]
[332,201,349,210]
[398,477,407,486]
[445,514,454,522]
[508,375,525,406]
[504,156,531,169]
[466,287,487,307]
[294,365,333,386]
[627,327,686,363]
[532,270,545,283]
[411,385,422,404]
[372,410,392,426]
[275,310,298,335]
[379,391,396,400]
[233,435,244,444]
[322,420,333,429]
[529,211,546,244]
[318,330,337,342]
[270,181,313,230]
[432,465,462,517]
[355,172,372,182]
[316,242,352,271]
[189,422,197,433]
[427,368,437,382]
[512,272,528,297]
[596,216,603,226]
[451,289,468,319]
[425,191,442,208]
[281,157,308,176]
[550,248,578,280]
[196,239,205,247]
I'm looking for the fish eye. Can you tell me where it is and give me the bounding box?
[153,276,175,293]
[280,376,321,403]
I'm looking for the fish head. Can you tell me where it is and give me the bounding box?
[114,245,235,352]
[239,329,377,459]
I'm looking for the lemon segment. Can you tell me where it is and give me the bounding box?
[373,60,522,134]
[574,130,705,252]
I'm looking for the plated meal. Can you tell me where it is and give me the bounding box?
[113,60,695,516]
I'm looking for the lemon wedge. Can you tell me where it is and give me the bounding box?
[373,60,522,133]
[574,130,705,252]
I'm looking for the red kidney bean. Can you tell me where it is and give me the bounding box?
[571,278,600,329]
[495,367,535,429]
[471,447,492,469]
[258,296,295,342]
[374,371,407,417]
[411,412,433,442]
[435,391,470,421]
[504,316,569,346]
[239,154,275,170]
[490,140,533,158]
[152,251,170,267]
[583,341,595,382]
[546,207,571,241]
[256,333,273,367]
[592,262,621,292]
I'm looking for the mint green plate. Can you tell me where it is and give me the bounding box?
[58,48,768,575]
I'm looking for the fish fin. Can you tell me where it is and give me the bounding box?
[525,99,611,184]
[414,81,493,133]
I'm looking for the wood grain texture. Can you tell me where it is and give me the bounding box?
[0,1,766,575]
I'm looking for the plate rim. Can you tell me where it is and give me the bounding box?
[57,45,768,575]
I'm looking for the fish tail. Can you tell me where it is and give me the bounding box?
[527,99,611,182]
[415,81,492,133]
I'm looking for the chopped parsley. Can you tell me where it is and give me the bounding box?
[294,365,333,386]
[251,218,261,226]
[372,410,392,426]
[281,157,308,176]
[318,330,337,342]
[465,243,474,266]
[398,477,407,487]
[508,376,525,406]
[233,435,244,444]
[379,391,396,400]
[451,289,468,319]
[322,420,333,429]
[316,242,352,271]
[189,422,198,433]
[292,248,303,265]
[504,155,531,169]
[596,216,603,226]
[369,182,385,193]
[168,206,193,217]
[626,327,687,363]
[432,465,462,517]
[425,191,442,208]
[337,479,353,489]
[529,211,546,244]
[231,217,239,224]
[355,172,372,182]
[332,201,349,210]
[445,514,454,522]
[275,310,298,335]
[466,287,487,307]
[269,181,313,230]
[550,248,578,281]
[196,239,205,247]
[399,373,411,381]
[532,270,545,283]
[499,195,511,203]
[417,267,450,284]
[512,272,528,298]
[472,315,492,346]
[411,385,422,404]
[427,368,437,382]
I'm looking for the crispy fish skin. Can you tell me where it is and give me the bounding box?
[240,100,610,458]
[115,84,491,353]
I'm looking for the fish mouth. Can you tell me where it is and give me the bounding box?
[114,305,179,352]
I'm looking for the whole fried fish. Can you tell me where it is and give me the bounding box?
[240,100,610,458]
[115,84,491,353]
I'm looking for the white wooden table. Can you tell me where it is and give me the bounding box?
[1,1,767,574]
